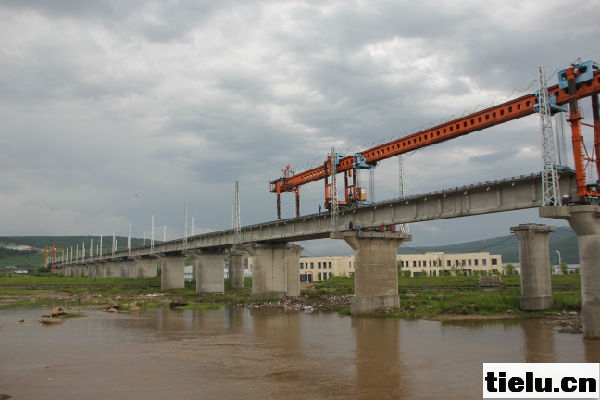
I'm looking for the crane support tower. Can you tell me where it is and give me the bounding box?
[269,60,600,219]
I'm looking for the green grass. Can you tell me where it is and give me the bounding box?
[398,275,480,288]
[311,274,581,318]
[306,275,355,295]
[0,273,161,290]
[0,273,582,319]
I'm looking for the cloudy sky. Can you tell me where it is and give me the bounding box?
[1,1,598,254]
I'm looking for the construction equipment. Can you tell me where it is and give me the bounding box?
[270,60,600,219]
[42,245,65,272]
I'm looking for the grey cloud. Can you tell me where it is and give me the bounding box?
[0,0,595,247]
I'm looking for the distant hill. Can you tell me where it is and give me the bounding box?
[398,226,579,264]
[0,236,154,267]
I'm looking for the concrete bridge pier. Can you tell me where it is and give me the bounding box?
[228,250,245,288]
[332,231,412,315]
[510,224,554,311]
[92,263,106,278]
[193,252,226,294]
[135,257,158,278]
[63,265,76,277]
[119,259,138,278]
[245,243,303,299]
[541,205,600,339]
[158,254,187,290]
[79,265,88,277]
[106,261,123,278]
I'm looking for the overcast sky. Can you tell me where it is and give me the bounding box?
[1,1,598,254]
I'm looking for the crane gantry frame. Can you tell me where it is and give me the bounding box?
[270,60,600,220]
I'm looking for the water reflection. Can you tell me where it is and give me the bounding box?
[584,339,600,362]
[352,317,405,399]
[521,319,556,362]
[1,306,599,400]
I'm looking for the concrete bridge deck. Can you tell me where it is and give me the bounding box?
[57,170,577,266]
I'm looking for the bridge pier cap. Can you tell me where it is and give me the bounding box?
[540,205,600,339]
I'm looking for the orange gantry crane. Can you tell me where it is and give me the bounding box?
[270,60,600,219]
[42,245,65,272]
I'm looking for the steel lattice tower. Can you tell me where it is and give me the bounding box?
[538,65,560,206]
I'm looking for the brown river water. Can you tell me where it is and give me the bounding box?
[1,306,599,400]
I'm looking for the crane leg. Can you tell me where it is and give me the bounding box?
[593,93,600,181]
[277,194,281,219]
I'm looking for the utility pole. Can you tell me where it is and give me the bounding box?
[151,216,155,252]
[330,147,339,232]
[232,180,241,245]
[398,155,409,233]
[184,203,188,251]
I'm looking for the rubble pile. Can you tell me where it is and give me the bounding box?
[544,311,582,334]
[279,295,353,312]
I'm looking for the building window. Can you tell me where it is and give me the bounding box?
[310,262,314,269]
[492,258,498,266]
[329,262,332,269]
[300,263,304,269]
[318,273,322,280]
[447,260,451,267]
[483,259,487,266]
[474,259,479,266]
[413,261,417,267]
[323,273,327,280]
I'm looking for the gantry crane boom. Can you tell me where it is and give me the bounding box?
[270,61,600,219]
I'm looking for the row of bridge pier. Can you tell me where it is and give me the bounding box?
[60,205,600,339]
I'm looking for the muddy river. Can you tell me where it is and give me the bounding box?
[1,306,598,399]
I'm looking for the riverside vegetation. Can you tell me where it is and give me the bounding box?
[0,272,582,323]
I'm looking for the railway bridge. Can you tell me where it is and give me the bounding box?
[57,60,600,338]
